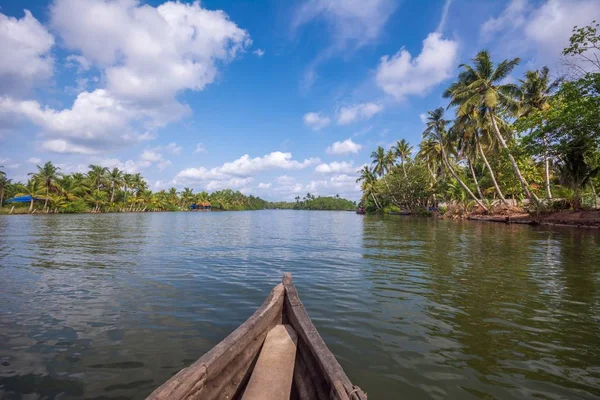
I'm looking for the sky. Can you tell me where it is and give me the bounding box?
[1,0,599,201]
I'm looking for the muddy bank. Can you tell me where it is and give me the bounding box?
[468,210,600,228]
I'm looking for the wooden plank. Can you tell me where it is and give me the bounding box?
[295,341,328,400]
[242,325,298,400]
[147,284,285,400]
[282,274,367,400]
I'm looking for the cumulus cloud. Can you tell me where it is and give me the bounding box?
[174,152,319,187]
[303,112,331,130]
[257,182,272,189]
[376,32,458,100]
[0,90,151,154]
[306,174,360,197]
[315,161,357,174]
[253,48,265,57]
[336,103,383,125]
[481,0,600,65]
[99,158,150,173]
[206,177,253,191]
[326,139,362,155]
[0,10,55,96]
[50,0,251,103]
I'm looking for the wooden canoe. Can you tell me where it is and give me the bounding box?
[147,273,367,400]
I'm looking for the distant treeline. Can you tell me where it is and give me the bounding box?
[266,193,356,210]
[0,163,355,214]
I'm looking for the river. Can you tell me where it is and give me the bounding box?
[1,211,599,399]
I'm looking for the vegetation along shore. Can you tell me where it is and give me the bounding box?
[356,22,600,227]
[0,163,356,214]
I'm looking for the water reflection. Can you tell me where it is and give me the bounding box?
[0,212,599,399]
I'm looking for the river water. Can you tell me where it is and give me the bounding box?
[1,211,599,399]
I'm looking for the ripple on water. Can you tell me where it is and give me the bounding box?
[1,212,600,399]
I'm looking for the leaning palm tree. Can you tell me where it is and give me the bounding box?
[424,108,488,212]
[371,146,400,206]
[86,189,108,212]
[16,180,46,212]
[520,66,562,199]
[29,161,61,210]
[393,139,413,178]
[356,165,381,209]
[444,50,539,204]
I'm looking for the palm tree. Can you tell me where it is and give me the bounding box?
[47,193,67,213]
[520,66,562,199]
[393,139,413,178]
[86,189,108,212]
[181,187,195,208]
[16,180,46,212]
[356,165,381,209]
[451,122,485,201]
[371,146,400,205]
[87,165,108,191]
[444,50,539,204]
[424,108,489,211]
[29,161,61,210]
[0,166,5,176]
[0,174,11,207]
[107,168,124,203]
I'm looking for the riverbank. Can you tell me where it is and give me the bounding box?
[467,210,600,228]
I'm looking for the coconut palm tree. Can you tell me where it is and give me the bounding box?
[16,180,46,212]
[0,174,11,207]
[86,189,108,212]
[29,161,61,210]
[424,108,488,212]
[444,50,539,204]
[356,165,381,209]
[87,165,108,192]
[393,139,413,178]
[47,193,67,213]
[371,146,400,205]
[107,168,124,203]
[181,187,195,208]
[520,66,562,199]
[0,166,5,176]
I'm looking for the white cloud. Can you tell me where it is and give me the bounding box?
[174,152,319,186]
[206,177,253,191]
[419,113,428,124]
[481,0,600,66]
[376,32,458,100]
[99,158,149,173]
[292,0,396,49]
[0,10,55,96]
[303,112,331,130]
[141,150,162,163]
[27,157,42,164]
[315,161,357,174]
[65,54,91,72]
[276,175,295,185]
[258,182,272,189]
[306,174,360,197]
[336,103,383,125]
[326,139,362,155]
[194,143,207,154]
[0,90,151,154]
[164,142,182,155]
[51,0,251,104]
[253,48,265,57]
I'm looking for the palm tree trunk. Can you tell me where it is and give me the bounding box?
[401,159,407,179]
[110,185,115,203]
[44,185,49,209]
[441,148,489,212]
[478,141,508,206]
[0,188,4,208]
[29,198,34,212]
[489,113,539,204]
[543,136,552,200]
[468,157,484,201]
[370,193,381,209]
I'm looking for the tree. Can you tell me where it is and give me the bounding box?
[520,66,563,199]
[444,50,539,204]
[357,165,381,209]
[424,108,488,211]
[393,139,413,178]
[16,180,46,212]
[29,161,61,210]
[562,20,600,76]
[88,165,108,191]
[107,168,124,203]
[86,189,108,212]
[0,174,11,207]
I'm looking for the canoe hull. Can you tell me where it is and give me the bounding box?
[147,274,366,400]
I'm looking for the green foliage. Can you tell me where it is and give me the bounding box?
[267,195,355,211]
[62,198,90,213]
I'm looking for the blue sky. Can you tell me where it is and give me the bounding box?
[1,0,599,200]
